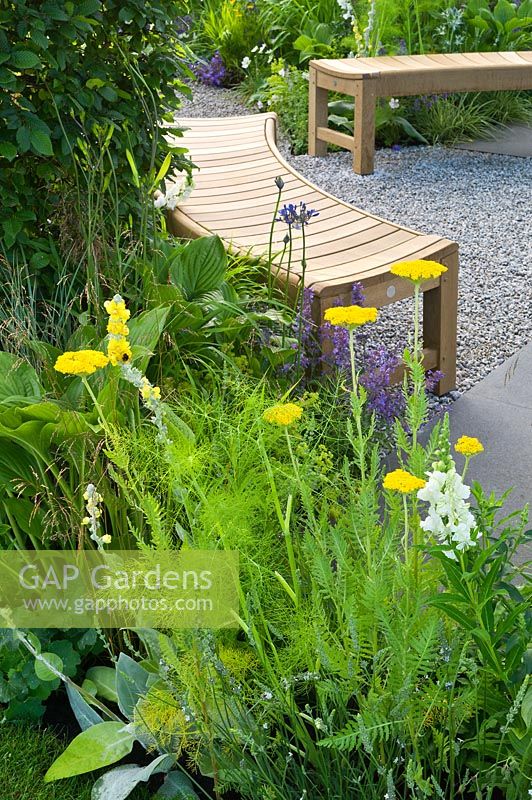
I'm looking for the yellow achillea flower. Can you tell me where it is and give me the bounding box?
[323,305,378,328]
[390,260,447,283]
[263,403,303,426]
[104,297,131,322]
[107,337,132,365]
[383,468,426,494]
[54,350,109,376]
[107,318,129,337]
[455,436,484,457]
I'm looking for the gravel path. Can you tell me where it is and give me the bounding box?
[181,85,532,394]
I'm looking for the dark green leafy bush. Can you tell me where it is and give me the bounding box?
[0,628,102,721]
[0,0,190,272]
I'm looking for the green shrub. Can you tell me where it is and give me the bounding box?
[462,0,532,51]
[0,0,190,278]
[256,62,310,154]
[196,0,264,76]
[0,629,102,722]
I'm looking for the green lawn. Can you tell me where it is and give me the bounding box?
[0,724,150,800]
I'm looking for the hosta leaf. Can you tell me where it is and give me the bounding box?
[521,684,532,728]
[170,236,227,299]
[0,352,42,406]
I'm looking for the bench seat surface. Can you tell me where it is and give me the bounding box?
[313,51,532,78]
[169,113,456,299]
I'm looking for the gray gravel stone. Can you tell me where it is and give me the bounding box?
[180,85,532,394]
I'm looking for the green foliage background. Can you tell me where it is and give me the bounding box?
[0,0,189,273]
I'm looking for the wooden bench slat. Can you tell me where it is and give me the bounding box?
[224,217,386,250]
[190,204,356,229]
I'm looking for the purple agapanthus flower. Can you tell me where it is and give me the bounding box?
[193,51,226,87]
[277,202,319,229]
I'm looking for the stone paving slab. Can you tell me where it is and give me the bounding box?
[455,123,532,157]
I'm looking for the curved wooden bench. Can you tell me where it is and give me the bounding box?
[166,113,459,394]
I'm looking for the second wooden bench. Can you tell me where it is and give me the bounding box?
[309,51,532,174]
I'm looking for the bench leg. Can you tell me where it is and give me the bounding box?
[423,249,459,395]
[353,80,376,174]
[308,66,328,157]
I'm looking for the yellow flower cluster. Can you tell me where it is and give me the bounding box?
[108,337,132,365]
[390,260,447,283]
[54,350,109,376]
[455,436,484,457]
[141,380,161,403]
[107,318,129,337]
[263,403,303,426]
[323,305,378,328]
[383,468,426,494]
[104,297,131,323]
[105,294,132,365]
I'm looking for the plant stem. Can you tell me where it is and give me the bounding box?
[349,327,366,484]
[295,222,307,378]
[412,282,422,452]
[267,183,283,301]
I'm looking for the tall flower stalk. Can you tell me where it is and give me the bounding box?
[267,176,285,301]
[324,305,377,483]
[53,294,171,546]
[390,260,448,451]
[276,201,319,377]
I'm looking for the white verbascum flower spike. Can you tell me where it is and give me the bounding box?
[82,483,111,549]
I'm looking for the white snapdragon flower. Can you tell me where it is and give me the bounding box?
[418,467,478,559]
[241,56,251,69]
[417,470,447,503]
[153,173,195,211]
